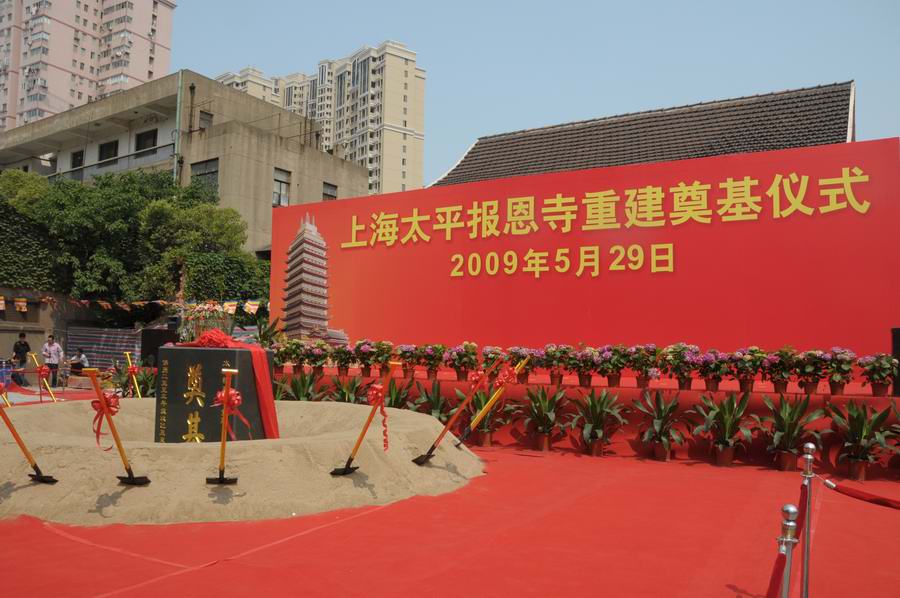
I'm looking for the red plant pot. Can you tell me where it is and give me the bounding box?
[848,460,867,481]
[455,368,468,382]
[828,381,845,396]
[715,446,735,467]
[427,368,438,381]
[636,376,650,389]
[773,380,789,394]
[802,381,819,395]
[479,431,493,448]
[738,379,754,393]
[516,371,529,384]
[549,372,563,386]
[403,365,415,379]
[607,373,621,388]
[312,366,324,377]
[677,377,692,391]
[536,433,552,452]
[361,366,372,378]
[705,378,720,392]
[778,451,798,471]
[652,442,670,462]
[589,440,604,457]
[337,366,349,377]
[578,373,593,388]
[871,382,889,397]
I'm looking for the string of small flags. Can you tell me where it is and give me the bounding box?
[0,295,269,314]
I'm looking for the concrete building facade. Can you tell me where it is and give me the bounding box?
[0,69,368,253]
[0,0,175,130]
[217,40,425,195]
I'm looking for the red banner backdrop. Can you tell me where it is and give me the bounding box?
[270,138,900,354]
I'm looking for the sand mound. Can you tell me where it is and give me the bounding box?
[0,399,483,526]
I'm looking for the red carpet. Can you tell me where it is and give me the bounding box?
[2,440,898,598]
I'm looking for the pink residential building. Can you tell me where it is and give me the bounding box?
[0,0,174,130]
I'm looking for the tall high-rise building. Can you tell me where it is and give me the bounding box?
[217,40,425,195]
[0,0,175,130]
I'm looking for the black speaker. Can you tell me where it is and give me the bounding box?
[167,315,180,331]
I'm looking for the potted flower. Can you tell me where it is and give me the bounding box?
[514,386,569,451]
[481,346,507,382]
[796,350,829,395]
[570,389,626,456]
[660,342,700,390]
[688,393,753,466]
[825,347,856,395]
[506,346,534,384]
[443,342,478,381]
[626,344,661,388]
[396,344,419,378]
[827,400,896,481]
[696,350,731,392]
[762,347,797,394]
[596,344,627,387]
[729,346,766,393]
[633,390,684,461]
[419,344,447,380]
[330,344,354,377]
[752,395,828,471]
[539,344,574,386]
[353,339,378,377]
[457,385,505,446]
[568,348,599,388]
[857,353,898,397]
[275,338,305,368]
[304,339,330,376]
[374,340,394,374]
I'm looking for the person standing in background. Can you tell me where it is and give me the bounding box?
[41,334,63,387]
[11,332,30,387]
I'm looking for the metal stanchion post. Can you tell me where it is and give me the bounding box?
[801,442,815,598]
[780,504,799,598]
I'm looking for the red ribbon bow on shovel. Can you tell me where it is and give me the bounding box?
[496,366,518,388]
[127,366,140,376]
[0,382,5,395]
[367,383,389,451]
[37,365,50,380]
[91,391,120,451]
[214,388,252,441]
[467,369,487,392]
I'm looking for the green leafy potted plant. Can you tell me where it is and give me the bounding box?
[857,353,898,397]
[696,349,731,392]
[762,347,796,394]
[281,370,326,401]
[384,378,414,409]
[633,391,684,461]
[827,400,897,481]
[514,386,569,451]
[825,347,856,395]
[688,393,752,466]
[569,348,599,388]
[328,376,367,403]
[304,339,330,376]
[481,346,507,382]
[276,338,305,369]
[596,344,627,387]
[752,394,828,471]
[729,346,766,393]
[540,344,574,386]
[626,344,661,388]
[570,389,627,456]
[374,340,394,374]
[419,344,447,380]
[457,385,505,446]
[443,341,478,381]
[506,347,534,383]
[396,344,419,378]
[660,342,700,390]
[330,344,354,377]
[796,350,828,395]
[413,380,452,422]
[353,339,378,377]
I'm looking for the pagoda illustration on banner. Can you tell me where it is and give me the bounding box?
[282,215,349,345]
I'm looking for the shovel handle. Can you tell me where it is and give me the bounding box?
[124,352,142,399]
[29,352,57,403]
[218,369,237,473]
[0,405,37,467]
[348,361,399,460]
[84,369,131,472]
[432,359,502,449]
[467,357,529,432]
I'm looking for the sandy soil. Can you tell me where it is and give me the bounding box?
[0,399,483,526]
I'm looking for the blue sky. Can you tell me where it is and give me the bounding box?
[172,0,900,185]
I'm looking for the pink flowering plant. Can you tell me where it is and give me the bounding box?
[660,343,701,380]
[275,338,305,366]
[696,349,731,381]
[729,346,767,381]
[595,344,628,376]
[857,353,899,386]
[443,341,478,370]
[825,347,856,384]
[481,346,507,370]
[568,347,600,375]
[626,344,661,377]
[419,343,447,370]
[329,344,354,368]
[396,344,419,366]
[506,346,536,373]
[540,343,575,372]
[762,347,797,384]
[373,340,394,368]
[353,339,378,367]
[795,350,829,384]
[303,339,330,367]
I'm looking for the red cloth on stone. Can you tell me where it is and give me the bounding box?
[179,329,279,439]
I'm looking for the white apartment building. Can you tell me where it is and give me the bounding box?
[0,0,175,130]
[217,40,425,195]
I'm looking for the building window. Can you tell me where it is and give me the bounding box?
[98,139,119,165]
[273,168,290,207]
[135,128,157,158]
[198,110,212,130]
[70,149,84,169]
[322,182,337,201]
[191,158,219,191]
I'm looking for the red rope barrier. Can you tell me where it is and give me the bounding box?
[765,552,787,598]
[824,479,900,510]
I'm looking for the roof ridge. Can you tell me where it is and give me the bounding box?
[477,81,854,141]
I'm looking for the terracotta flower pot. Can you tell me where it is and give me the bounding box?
[536,433,552,452]
[479,431,493,447]
[677,377,692,391]
[549,372,563,386]
[312,366,324,377]
[455,368,468,382]
[578,373,593,388]
[715,445,735,467]
[606,373,621,388]
[739,378,754,393]
[705,378,720,392]
[337,366,349,377]
[778,451,798,472]
[652,442,670,462]
[636,376,650,389]
[801,381,819,395]
[403,365,414,379]
[427,368,438,381]
[773,380,788,394]
[848,460,867,481]
[828,381,845,396]
[517,371,529,384]
[589,439,604,457]
[361,366,372,377]
[871,382,889,397]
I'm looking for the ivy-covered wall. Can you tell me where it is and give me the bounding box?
[0,200,58,291]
